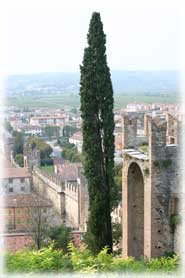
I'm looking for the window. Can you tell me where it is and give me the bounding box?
[26,218,31,224]
[26,208,30,215]
[16,218,21,224]
[20,178,25,183]
[7,219,13,230]
[8,178,13,184]
[21,186,25,192]
[170,137,175,144]
[9,187,13,193]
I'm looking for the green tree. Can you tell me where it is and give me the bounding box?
[62,125,78,138]
[15,153,24,167]
[12,131,24,156]
[80,12,115,254]
[44,126,60,140]
[4,120,13,133]
[111,164,122,209]
[25,136,53,165]
[47,225,72,252]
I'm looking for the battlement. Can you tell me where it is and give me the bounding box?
[24,147,40,171]
[33,167,65,192]
[122,114,147,149]
[149,116,167,130]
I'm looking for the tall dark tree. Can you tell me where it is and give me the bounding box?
[80,12,115,254]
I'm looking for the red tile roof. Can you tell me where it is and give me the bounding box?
[1,167,31,179]
[3,194,52,208]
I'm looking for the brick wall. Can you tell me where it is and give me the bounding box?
[4,233,33,252]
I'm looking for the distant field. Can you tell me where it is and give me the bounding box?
[4,93,178,110]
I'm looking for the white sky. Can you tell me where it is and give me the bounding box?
[0,0,182,75]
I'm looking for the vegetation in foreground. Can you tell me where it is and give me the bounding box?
[5,243,179,274]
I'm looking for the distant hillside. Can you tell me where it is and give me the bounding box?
[5,70,179,96]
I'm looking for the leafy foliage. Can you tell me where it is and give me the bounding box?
[62,125,78,138]
[61,143,83,162]
[12,131,24,156]
[112,223,122,247]
[44,126,60,140]
[47,225,72,252]
[25,136,53,165]
[15,153,24,167]
[170,214,181,227]
[111,164,122,209]
[5,243,179,274]
[80,12,114,254]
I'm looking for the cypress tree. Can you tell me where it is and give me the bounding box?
[80,12,115,254]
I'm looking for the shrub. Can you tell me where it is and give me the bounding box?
[5,245,72,273]
[15,154,24,167]
[68,242,95,272]
[48,225,72,252]
[143,167,150,176]
[147,255,179,273]
[5,243,180,273]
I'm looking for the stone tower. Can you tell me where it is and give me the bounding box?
[122,114,180,259]
[24,147,40,172]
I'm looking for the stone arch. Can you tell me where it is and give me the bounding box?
[127,162,144,258]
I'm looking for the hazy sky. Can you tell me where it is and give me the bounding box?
[0,0,180,75]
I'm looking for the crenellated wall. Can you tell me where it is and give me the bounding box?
[32,166,88,231]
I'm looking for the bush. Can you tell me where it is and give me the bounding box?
[15,154,24,167]
[5,243,180,274]
[147,255,179,273]
[5,245,72,273]
[48,225,72,252]
[40,158,53,166]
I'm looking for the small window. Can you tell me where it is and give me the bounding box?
[8,178,13,184]
[26,208,30,215]
[9,187,13,193]
[7,220,13,230]
[21,186,25,192]
[26,218,31,224]
[16,218,21,224]
[20,178,25,183]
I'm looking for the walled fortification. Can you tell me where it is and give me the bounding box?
[122,113,180,259]
[31,165,88,231]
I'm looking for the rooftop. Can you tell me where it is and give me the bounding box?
[3,193,52,208]
[1,167,31,179]
[57,162,82,181]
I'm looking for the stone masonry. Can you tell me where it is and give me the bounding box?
[31,166,88,231]
[122,113,181,259]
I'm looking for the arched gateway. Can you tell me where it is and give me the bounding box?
[127,162,144,258]
[122,115,180,259]
[122,150,149,259]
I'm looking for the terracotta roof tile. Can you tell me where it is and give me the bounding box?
[3,193,52,208]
